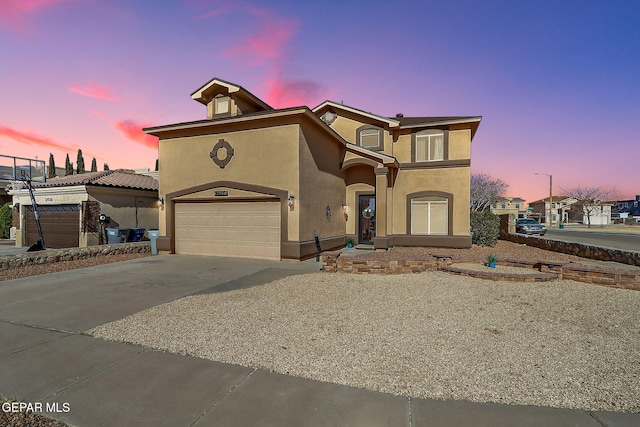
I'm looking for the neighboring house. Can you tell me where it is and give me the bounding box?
[490,197,526,218]
[529,196,612,226]
[8,169,159,249]
[613,195,640,223]
[144,77,481,260]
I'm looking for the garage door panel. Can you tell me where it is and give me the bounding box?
[175,201,280,260]
[26,205,79,249]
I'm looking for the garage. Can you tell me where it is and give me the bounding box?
[26,205,79,249]
[175,201,281,259]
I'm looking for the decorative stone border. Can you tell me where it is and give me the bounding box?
[321,252,640,291]
[0,242,151,271]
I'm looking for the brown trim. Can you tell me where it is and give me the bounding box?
[400,159,470,169]
[406,190,454,236]
[164,181,289,254]
[173,197,280,203]
[355,124,384,151]
[341,157,379,170]
[392,235,472,248]
[411,129,449,162]
[281,235,345,260]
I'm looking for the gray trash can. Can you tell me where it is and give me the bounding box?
[106,228,121,244]
[117,228,130,243]
[147,229,159,255]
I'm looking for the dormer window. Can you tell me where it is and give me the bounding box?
[356,125,383,151]
[214,96,230,115]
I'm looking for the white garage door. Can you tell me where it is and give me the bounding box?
[175,201,281,259]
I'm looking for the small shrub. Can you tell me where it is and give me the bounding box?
[470,211,500,247]
[0,203,12,239]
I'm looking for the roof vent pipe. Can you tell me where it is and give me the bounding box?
[396,113,404,117]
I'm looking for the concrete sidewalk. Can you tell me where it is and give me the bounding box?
[1,255,638,426]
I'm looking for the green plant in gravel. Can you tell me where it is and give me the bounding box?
[470,210,500,246]
[486,253,499,264]
[0,203,12,239]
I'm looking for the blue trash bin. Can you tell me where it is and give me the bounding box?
[129,228,146,242]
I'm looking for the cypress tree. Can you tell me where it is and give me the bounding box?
[65,154,73,176]
[48,153,56,179]
[91,158,97,172]
[76,149,85,174]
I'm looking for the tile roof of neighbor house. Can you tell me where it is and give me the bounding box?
[28,169,158,191]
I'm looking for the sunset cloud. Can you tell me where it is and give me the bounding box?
[0,124,74,152]
[114,120,157,149]
[0,0,70,31]
[264,77,323,109]
[69,84,118,101]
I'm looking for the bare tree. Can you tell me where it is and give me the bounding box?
[561,186,617,228]
[470,173,508,212]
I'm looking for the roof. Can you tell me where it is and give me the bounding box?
[190,77,272,111]
[313,101,401,127]
[393,116,482,127]
[10,169,158,191]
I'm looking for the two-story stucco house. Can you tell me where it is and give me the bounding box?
[144,78,481,260]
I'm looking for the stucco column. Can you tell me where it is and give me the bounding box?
[374,167,389,249]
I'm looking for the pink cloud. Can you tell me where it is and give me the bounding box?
[0,0,70,31]
[264,78,323,109]
[69,84,118,101]
[223,19,298,65]
[91,110,107,119]
[114,120,157,149]
[0,124,75,151]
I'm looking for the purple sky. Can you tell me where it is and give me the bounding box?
[1,0,638,203]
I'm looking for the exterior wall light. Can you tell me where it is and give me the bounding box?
[287,193,295,207]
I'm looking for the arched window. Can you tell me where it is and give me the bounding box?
[356,125,383,151]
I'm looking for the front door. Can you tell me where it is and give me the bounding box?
[358,194,376,245]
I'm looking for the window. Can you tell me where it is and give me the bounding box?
[501,203,506,209]
[411,196,448,235]
[515,203,521,209]
[214,96,230,114]
[415,130,444,161]
[359,128,381,149]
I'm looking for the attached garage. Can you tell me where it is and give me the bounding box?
[25,205,79,249]
[174,201,281,259]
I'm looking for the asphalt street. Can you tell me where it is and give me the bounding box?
[544,229,640,252]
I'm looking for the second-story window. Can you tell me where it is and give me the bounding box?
[356,126,383,150]
[415,130,444,161]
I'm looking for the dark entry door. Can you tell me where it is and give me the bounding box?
[358,194,376,244]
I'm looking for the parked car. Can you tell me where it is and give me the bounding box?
[515,218,547,235]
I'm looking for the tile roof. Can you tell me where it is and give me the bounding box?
[24,169,158,191]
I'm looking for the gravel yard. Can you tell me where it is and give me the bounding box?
[89,269,640,413]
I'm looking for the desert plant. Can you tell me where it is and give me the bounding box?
[486,253,498,264]
[345,237,355,247]
[470,210,500,246]
[0,203,12,239]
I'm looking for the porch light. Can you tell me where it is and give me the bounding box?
[158,196,164,205]
[288,193,295,207]
[341,201,347,211]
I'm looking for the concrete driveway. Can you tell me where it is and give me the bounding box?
[1,254,636,426]
[0,254,319,332]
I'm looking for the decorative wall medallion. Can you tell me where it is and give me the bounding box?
[321,110,337,125]
[210,139,234,169]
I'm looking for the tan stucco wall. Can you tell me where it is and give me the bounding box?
[448,129,471,160]
[391,167,471,236]
[298,125,346,242]
[329,116,393,154]
[159,124,301,240]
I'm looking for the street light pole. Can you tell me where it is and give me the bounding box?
[535,173,553,227]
